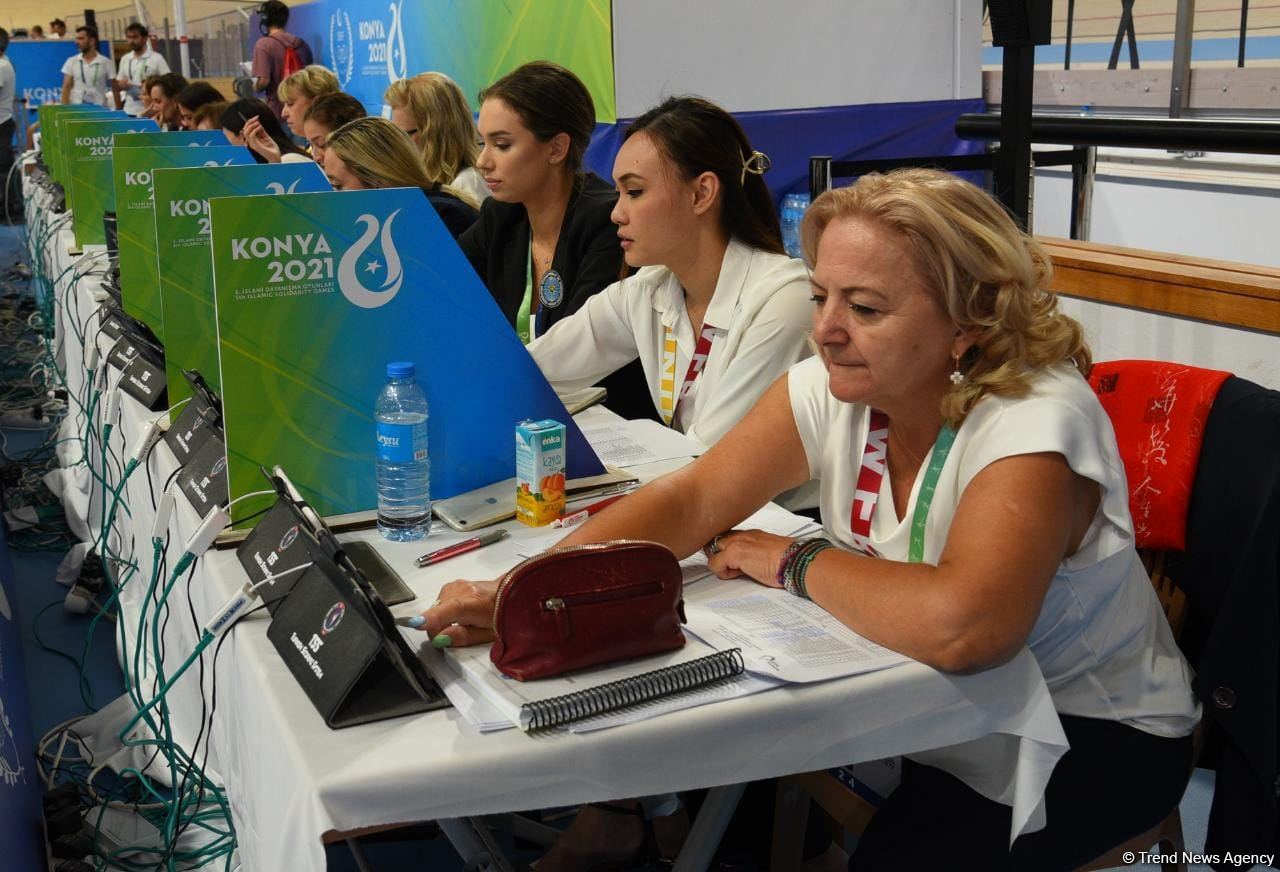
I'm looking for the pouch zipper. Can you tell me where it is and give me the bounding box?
[543,580,664,639]
[491,540,655,637]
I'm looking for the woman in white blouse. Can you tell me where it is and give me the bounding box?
[421,169,1199,868]
[527,96,812,447]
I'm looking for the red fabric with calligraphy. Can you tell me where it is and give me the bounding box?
[1088,359,1231,551]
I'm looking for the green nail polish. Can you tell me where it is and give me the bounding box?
[431,634,453,649]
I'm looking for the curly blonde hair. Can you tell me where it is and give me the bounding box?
[801,168,1091,423]
[278,64,340,103]
[384,73,481,188]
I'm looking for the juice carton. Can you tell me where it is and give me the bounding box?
[515,419,566,526]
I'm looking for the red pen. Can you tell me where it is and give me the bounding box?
[414,529,509,567]
[551,493,628,528]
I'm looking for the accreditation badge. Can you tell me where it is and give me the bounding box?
[538,270,565,309]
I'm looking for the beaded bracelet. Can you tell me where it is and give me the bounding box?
[776,538,833,599]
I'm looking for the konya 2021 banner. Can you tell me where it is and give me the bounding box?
[285,0,616,120]
[152,161,331,406]
[112,143,254,337]
[63,116,158,248]
[208,187,605,519]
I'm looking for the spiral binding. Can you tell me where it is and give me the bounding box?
[523,649,746,731]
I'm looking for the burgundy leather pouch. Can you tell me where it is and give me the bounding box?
[489,541,686,681]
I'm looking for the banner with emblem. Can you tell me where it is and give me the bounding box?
[207,187,606,520]
[112,143,254,336]
[63,117,158,248]
[153,161,331,406]
[288,0,616,120]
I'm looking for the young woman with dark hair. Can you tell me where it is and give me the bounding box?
[527,95,812,449]
[458,60,652,420]
[176,81,225,129]
[301,92,366,166]
[220,98,305,163]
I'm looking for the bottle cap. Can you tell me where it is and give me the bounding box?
[387,361,415,379]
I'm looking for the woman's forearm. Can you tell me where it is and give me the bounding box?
[556,466,718,558]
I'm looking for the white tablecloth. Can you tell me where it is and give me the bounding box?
[28,177,1070,872]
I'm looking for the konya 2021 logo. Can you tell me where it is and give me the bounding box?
[386,0,407,83]
[229,209,403,307]
[337,209,404,308]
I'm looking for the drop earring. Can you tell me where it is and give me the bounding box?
[949,353,966,386]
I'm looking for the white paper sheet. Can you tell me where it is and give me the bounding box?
[579,420,706,468]
[684,582,909,683]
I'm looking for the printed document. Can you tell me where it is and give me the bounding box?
[684,579,909,683]
[579,420,706,468]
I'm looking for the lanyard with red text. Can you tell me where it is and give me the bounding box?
[849,410,957,563]
[658,323,716,427]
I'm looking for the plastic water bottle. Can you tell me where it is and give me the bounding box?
[780,192,810,259]
[375,361,431,541]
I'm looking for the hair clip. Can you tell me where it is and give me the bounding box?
[740,150,771,185]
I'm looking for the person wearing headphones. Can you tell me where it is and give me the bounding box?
[250,0,312,121]
[459,61,652,421]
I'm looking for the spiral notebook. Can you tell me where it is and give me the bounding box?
[433,638,759,732]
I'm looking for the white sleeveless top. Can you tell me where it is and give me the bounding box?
[787,356,1199,738]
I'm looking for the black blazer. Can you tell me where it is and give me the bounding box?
[458,173,656,421]
[1170,376,1280,860]
[422,186,478,240]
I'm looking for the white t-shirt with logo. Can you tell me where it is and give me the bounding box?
[787,355,1200,738]
[117,48,170,115]
[61,52,116,106]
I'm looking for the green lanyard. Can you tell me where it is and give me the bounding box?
[516,241,534,344]
[907,423,957,564]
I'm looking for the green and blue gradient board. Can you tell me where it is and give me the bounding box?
[153,162,330,407]
[208,187,605,518]
[113,130,234,148]
[297,0,616,119]
[112,144,254,335]
[63,117,157,248]
[45,106,115,189]
[36,104,102,184]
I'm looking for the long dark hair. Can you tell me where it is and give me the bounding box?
[220,98,305,162]
[479,61,595,174]
[624,96,784,256]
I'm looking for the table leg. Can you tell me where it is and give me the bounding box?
[438,817,517,872]
[345,837,373,872]
[672,782,747,872]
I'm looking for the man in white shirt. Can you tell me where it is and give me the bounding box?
[49,19,68,39]
[60,25,116,106]
[0,28,16,219]
[113,22,169,116]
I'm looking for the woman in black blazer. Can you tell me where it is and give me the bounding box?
[458,61,653,421]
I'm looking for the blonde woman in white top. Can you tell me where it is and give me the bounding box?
[421,169,1199,869]
[528,96,811,447]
